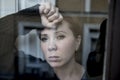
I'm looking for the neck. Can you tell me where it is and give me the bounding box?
[53,57,82,80]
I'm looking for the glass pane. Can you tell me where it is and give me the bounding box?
[0,0,109,80]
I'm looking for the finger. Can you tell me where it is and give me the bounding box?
[47,7,56,17]
[52,14,63,24]
[39,4,45,14]
[44,2,51,14]
[48,12,59,22]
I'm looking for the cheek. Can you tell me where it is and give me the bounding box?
[57,39,76,64]
[58,39,76,55]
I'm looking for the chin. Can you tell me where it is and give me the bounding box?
[49,62,63,68]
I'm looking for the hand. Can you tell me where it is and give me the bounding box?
[39,2,63,28]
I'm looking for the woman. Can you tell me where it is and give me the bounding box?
[40,4,85,79]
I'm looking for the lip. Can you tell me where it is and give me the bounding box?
[48,56,61,62]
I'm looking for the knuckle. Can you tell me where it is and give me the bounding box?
[54,13,59,18]
[48,17,53,21]
[60,15,63,20]
[46,7,50,12]
[50,10,55,14]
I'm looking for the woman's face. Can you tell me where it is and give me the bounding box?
[40,21,81,68]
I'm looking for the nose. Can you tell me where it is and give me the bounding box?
[48,41,57,51]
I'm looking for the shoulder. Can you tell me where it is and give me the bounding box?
[81,71,89,80]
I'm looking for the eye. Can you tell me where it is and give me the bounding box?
[40,36,48,42]
[57,35,65,40]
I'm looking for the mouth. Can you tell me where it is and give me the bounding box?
[48,56,61,62]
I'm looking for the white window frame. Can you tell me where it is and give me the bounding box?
[82,24,100,70]
[18,0,56,10]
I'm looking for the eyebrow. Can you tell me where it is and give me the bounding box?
[41,34,47,36]
[55,31,67,34]
[44,27,57,30]
[40,30,67,37]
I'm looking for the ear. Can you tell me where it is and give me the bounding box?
[75,35,81,51]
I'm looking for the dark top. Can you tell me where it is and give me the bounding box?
[0,4,42,80]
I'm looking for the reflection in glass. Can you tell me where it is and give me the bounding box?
[0,0,108,80]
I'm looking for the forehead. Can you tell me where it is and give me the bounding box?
[41,21,71,34]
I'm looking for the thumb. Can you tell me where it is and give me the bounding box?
[41,14,48,26]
